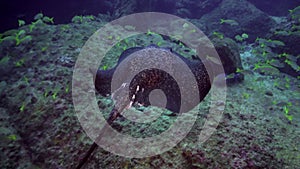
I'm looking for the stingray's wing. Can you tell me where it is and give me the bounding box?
[117,47,144,64]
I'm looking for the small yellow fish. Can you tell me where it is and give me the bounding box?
[220,19,239,26]
[205,55,222,65]
[7,135,17,141]
[182,23,189,29]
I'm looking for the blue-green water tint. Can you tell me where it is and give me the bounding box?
[0,0,299,168]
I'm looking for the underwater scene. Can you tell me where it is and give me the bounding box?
[1,0,300,168]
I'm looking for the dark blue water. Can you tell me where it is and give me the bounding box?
[1,0,300,32]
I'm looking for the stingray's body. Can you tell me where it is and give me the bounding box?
[78,46,238,169]
[95,46,215,113]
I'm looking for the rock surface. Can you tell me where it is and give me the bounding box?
[199,0,276,41]
[212,37,243,74]
[175,0,222,18]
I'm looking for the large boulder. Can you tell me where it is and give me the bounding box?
[212,37,243,75]
[199,0,276,41]
[247,0,300,16]
[270,31,300,56]
[196,36,244,84]
[268,7,300,56]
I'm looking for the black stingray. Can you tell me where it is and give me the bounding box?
[95,46,218,113]
[77,46,242,169]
